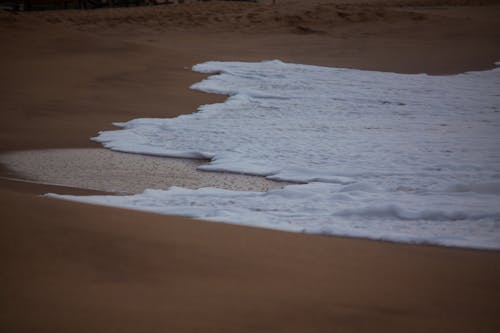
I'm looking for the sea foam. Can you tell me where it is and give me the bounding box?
[50,60,500,250]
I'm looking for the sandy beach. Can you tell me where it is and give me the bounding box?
[1,1,500,331]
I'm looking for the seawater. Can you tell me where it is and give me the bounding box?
[51,60,500,249]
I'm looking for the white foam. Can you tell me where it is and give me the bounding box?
[55,60,500,250]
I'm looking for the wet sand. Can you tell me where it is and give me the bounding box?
[1,1,500,332]
[0,149,286,193]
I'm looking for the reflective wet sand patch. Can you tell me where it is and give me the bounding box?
[0,149,286,194]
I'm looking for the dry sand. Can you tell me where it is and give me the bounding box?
[1,1,500,332]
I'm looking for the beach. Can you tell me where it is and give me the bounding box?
[1,0,500,331]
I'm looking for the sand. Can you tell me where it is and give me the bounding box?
[1,1,500,332]
[0,149,287,193]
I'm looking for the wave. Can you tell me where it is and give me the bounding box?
[62,60,500,250]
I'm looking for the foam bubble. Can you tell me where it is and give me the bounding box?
[57,60,500,250]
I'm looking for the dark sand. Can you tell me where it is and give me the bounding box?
[1,1,500,332]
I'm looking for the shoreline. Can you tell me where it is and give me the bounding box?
[1,1,500,331]
[10,58,496,251]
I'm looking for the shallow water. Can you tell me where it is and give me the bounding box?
[52,60,500,249]
[0,148,285,193]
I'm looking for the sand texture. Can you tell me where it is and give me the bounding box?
[1,1,500,332]
[0,149,287,193]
